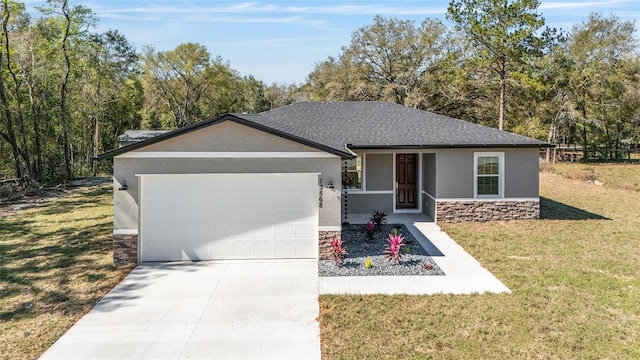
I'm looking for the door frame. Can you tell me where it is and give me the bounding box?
[393,153,423,214]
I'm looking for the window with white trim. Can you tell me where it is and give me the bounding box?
[474,152,504,198]
[342,155,362,189]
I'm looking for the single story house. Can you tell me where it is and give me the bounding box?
[97,101,551,265]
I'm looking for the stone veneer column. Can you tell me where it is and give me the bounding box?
[319,230,341,260]
[113,234,138,265]
[436,200,540,222]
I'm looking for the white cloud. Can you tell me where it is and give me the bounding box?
[86,1,446,17]
[540,0,634,10]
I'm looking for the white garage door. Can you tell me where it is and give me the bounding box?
[139,173,319,262]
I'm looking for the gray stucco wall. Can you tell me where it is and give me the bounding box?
[113,121,342,232]
[135,120,320,153]
[365,154,393,191]
[345,193,393,214]
[434,148,539,199]
[422,154,436,219]
[505,149,540,197]
[422,153,436,196]
[434,149,474,198]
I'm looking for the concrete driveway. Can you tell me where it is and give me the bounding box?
[39,261,321,360]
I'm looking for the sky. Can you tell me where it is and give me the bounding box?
[22,0,640,84]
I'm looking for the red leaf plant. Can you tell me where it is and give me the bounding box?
[363,221,376,242]
[384,232,405,264]
[331,237,348,267]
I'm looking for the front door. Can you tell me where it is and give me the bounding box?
[396,154,417,209]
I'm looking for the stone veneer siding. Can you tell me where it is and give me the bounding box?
[436,200,540,222]
[113,234,138,265]
[319,230,341,260]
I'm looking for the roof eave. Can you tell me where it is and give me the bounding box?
[95,114,231,160]
[228,116,354,159]
[96,114,354,160]
[346,143,554,149]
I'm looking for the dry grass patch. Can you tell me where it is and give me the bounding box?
[319,165,640,359]
[545,162,640,192]
[0,185,131,360]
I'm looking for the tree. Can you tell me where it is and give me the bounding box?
[142,43,211,128]
[447,0,546,130]
[351,16,448,105]
[307,52,377,102]
[308,16,449,106]
[39,0,95,180]
[559,14,639,160]
[80,30,138,174]
[0,0,26,179]
[0,0,144,182]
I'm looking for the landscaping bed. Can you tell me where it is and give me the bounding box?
[318,224,445,277]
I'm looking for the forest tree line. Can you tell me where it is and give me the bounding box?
[1,0,638,184]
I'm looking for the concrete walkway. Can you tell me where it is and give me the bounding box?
[40,261,321,360]
[319,218,511,295]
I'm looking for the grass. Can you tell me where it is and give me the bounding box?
[3,165,640,359]
[0,185,132,360]
[319,164,640,359]
[544,161,640,192]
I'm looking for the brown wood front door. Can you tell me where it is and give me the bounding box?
[396,154,417,209]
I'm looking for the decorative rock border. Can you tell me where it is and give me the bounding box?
[319,224,445,277]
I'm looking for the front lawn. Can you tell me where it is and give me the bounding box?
[0,185,132,360]
[319,165,640,359]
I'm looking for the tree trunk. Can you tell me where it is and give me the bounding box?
[27,85,44,182]
[546,118,556,163]
[582,107,588,162]
[0,43,23,178]
[60,0,73,181]
[92,117,99,176]
[498,55,506,131]
[2,4,33,179]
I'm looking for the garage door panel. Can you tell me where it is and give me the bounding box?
[253,226,274,239]
[142,210,167,228]
[144,227,167,243]
[209,239,230,255]
[188,210,210,225]
[166,245,186,260]
[275,225,295,239]
[252,242,273,257]
[187,226,209,242]
[143,241,167,261]
[185,242,209,260]
[166,226,188,241]
[143,195,167,210]
[166,211,191,225]
[165,194,189,210]
[143,178,169,193]
[294,225,315,238]
[274,240,296,256]
[230,242,253,258]
[140,174,318,262]
[186,194,213,209]
[186,179,210,193]
[207,210,233,224]
[207,225,235,240]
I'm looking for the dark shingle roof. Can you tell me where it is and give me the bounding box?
[97,101,550,159]
[235,101,549,152]
[117,130,169,146]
